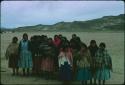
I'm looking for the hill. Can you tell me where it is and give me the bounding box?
[2,14,125,32]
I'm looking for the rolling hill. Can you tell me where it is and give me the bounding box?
[2,14,125,32]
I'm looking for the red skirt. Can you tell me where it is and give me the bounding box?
[41,57,55,72]
[32,56,41,73]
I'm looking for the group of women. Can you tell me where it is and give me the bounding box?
[5,33,112,85]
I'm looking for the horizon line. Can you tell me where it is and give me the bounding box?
[1,13,124,29]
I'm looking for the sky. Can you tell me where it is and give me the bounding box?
[1,1,124,29]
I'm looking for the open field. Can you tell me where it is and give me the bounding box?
[0,32,124,84]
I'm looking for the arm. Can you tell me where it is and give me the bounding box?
[5,44,11,60]
[87,50,92,64]
[70,53,73,66]
[58,52,63,68]
[95,50,103,68]
[18,41,21,57]
[108,54,113,71]
[28,40,32,52]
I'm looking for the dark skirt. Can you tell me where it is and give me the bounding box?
[90,60,97,77]
[59,62,72,81]
[8,54,18,68]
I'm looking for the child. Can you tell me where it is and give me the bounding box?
[5,37,19,75]
[95,42,112,85]
[58,46,73,85]
[88,40,98,84]
[76,43,92,85]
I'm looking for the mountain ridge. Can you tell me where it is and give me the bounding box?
[1,14,124,32]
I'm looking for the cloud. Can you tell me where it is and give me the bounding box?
[1,1,124,28]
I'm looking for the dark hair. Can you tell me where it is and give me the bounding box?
[54,35,58,38]
[99,42,106,48]
[90,40,96,44]
[12,37,18,42]
[72,34,77,38]
[48,37,52,40]
[81,43,87,49]
[59,34,62,37]
[72,34,76,37]
[76,37,81,42]
[30,36,34,41]
[13,37,18,40]
[23,33,28,37]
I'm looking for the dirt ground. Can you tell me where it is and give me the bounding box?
[0,32,124,85]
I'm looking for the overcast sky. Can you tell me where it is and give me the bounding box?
[1,1,124,28]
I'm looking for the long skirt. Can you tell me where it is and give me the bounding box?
[41,57,54,72]
[18,51,33,68]
[90,60,97,77]
[59,62,72,81]
[95,68,111,80]
[8,54,18,68]
[32,55,41,73]
[77,67,92,80]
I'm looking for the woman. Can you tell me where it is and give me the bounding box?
[53,35,61,49]
[40,38,55,79]
[76,43,92,85]
[30,36,42,76]
[18,33,32,76]
[88,40,98,84]
[58,45,73,85]
[5,37,19,75]
[95,42,112,85]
